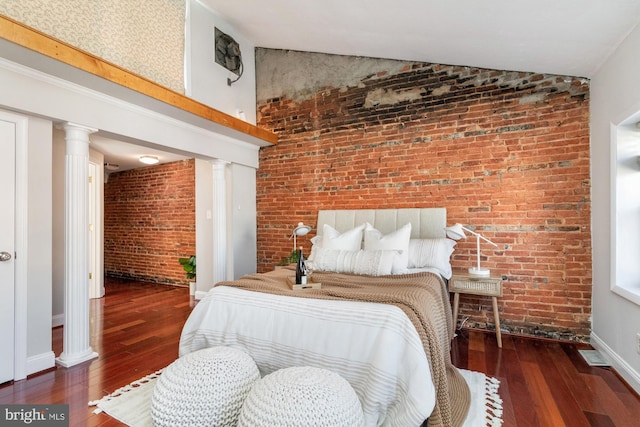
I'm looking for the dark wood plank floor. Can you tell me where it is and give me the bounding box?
[1,278,639,426]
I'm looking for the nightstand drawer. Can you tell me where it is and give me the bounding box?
[450,273,504,348]
[450,276,502,297]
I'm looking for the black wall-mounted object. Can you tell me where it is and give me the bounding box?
[215,28,243,85]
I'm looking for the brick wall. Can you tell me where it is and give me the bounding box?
[256,51,591,341]
[104,159,195,285]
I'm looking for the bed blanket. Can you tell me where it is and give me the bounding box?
[179,269,470,427]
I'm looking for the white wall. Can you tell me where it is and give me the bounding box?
[230,163,257,278]
[0,52,263,373]
[188,0,259,290]
[591,22,640,393]
[195,159,257,298]
[25,115,54,374]
[186,0,257,124]
[52,131,65,327]
[195,158,214,294]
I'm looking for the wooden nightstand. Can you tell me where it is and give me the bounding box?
[450,273,503,348]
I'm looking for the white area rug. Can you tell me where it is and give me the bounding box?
[89,368,502,426]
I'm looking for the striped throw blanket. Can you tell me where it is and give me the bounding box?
[209,269,471,427]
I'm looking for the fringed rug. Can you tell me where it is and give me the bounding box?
[89,368,502,426]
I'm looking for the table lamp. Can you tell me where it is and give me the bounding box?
[445,223,498,278]
[291,222,312,251]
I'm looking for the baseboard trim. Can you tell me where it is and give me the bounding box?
[591,332,640,394]
[52,313,64,328]
[194,290,208,300]
[26,351,56,377]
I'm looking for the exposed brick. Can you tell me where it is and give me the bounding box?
[104,160,195,286]
[256,56,591,342]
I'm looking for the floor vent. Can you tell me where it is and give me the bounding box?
[578,349,610,367]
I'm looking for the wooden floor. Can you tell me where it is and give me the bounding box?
[1,278,639,426]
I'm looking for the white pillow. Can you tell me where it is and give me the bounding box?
[307,235,322,262]
[408,238,456,279]
[363,223,412,274]
[308,224,365,263]
[321,224,365,251]
[309,248,398,276]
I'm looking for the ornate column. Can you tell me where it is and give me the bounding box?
[56,123,98,368]
[211,159,229,284]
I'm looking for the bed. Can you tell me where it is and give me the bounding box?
[179,208,470,427]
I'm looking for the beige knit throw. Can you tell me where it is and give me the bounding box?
[216,269,471,427]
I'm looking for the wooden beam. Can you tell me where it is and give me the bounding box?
[0,14,277,145]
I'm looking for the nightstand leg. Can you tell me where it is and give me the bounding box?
[492,296,502,348]
[452,292,460,334]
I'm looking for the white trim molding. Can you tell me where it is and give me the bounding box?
[52,313,64,328]
[26,351,56,377]
[591,332,640,394]
[194,290,209,301]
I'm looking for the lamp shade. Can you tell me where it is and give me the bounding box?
[291,222,312,252]
[293,222,311,236]
[445,223,498,278]
[445,223,467,240]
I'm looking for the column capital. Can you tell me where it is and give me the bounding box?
[210,158,230,168]
[60,122,98,133]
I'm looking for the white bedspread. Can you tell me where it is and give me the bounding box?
[179,285,436,427]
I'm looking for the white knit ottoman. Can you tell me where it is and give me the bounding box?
[237,366,365,427]
[151,346,260,427]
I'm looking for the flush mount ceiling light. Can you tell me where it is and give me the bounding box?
[139,155,159,165]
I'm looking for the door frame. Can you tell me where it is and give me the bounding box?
[0,109,28,381]
[88,157,104,299]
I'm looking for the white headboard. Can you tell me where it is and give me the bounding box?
[316,208,446,239]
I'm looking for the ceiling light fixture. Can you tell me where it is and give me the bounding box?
[139,155,159,165]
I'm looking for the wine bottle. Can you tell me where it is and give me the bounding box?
[295,247,307,285]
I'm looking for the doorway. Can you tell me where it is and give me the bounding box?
[0,115,16,384]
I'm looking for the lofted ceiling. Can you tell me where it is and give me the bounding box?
[95,0,640,170]
[201,0,640,79]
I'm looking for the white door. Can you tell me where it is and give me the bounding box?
[0,118,16,384]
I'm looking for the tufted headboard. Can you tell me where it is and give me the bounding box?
[316,208,446,239]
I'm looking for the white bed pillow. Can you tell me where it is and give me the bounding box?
[308,224,365,262]
[363,222,412,274]
[322,223,365,250]
[309,248,398,276]
[408,238,456,279]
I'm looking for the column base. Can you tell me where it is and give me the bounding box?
[55,349,98,368]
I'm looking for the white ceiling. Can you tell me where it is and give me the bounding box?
[201,0,640,78]
[91,134,189,173]
[96,0,640,169]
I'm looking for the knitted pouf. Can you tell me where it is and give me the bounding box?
[237,366,365,427]
[151,346,260,427]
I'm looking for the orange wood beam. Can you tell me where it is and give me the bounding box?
[0,14,277,145]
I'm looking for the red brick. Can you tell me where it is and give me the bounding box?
[257,61,591,341]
